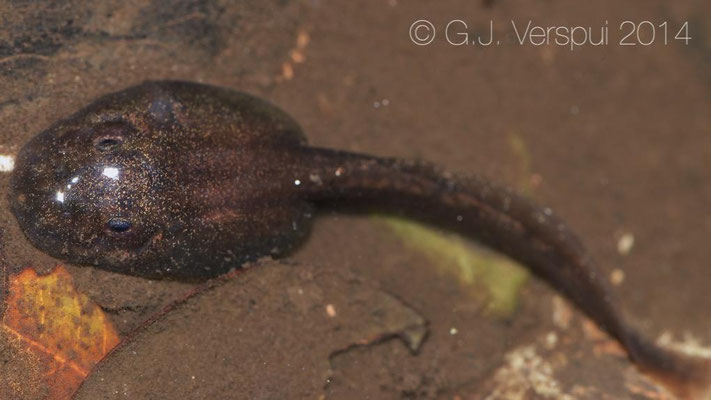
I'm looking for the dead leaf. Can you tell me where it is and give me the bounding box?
[1,266,120,399]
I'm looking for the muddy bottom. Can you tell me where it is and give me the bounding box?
[1,0,710,399]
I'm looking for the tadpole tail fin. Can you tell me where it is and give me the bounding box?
[622,329,711,400]
[292,146,711,398]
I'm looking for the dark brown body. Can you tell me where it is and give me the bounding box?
[10,82,316,278]
[8,81,710,397]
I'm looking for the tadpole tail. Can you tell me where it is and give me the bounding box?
[291,146,711,398]
[622,330,711,399]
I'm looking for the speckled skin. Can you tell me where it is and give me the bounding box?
[10,82,317,279]
[8,81,710,391]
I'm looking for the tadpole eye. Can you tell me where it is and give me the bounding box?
[95,136,123,151]
[108,218,132,233]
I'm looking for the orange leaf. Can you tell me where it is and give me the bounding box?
[1,266,120,399]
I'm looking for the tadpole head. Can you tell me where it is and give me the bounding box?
[9,116,167,270]
[9,81,314,280]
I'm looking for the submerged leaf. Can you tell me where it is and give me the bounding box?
[381,217,528,316]
[1,266,120,399]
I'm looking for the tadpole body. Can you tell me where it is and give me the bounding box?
[8,81,710,398]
